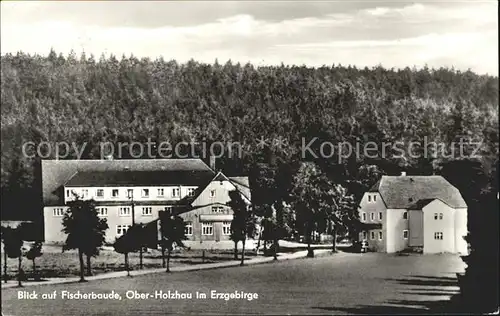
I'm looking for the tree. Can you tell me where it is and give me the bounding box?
[250,162,294,258]
[325,184,357,252]
[25,241,43,281]
[290,162,337,258]
[62,196,108,282]
[159,210,186,272]
[448,160,499,313]
[227,190,256,266]
[2,226,25,287]
[113,225,141,277]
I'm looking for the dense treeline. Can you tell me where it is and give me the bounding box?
[1,50,498,220]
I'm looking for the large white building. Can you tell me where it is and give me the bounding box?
[42,159,251,247]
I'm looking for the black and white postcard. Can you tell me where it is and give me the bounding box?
[1,1,498,315]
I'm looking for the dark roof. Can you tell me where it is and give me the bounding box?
[228,176,251,201]
[407,198,439,210]
[370,175,467,209]
[65,170,214,187]
[42,159,213,205]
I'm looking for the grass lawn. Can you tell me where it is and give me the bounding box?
[1,244,258,280]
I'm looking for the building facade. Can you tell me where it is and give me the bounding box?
[42,159,251,248]
[358,173,468,254]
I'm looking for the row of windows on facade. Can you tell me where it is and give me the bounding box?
[361,212,445,221]
[361,212,383,221]
[362,230,445,241]
[53,207,156,217]
[115,222,231,237]
[53,205,228,217]
[65,187,218,200]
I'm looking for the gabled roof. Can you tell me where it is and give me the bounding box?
[408,198,440,210]
[42,159,213,205]
[64,170,214,187]
[187,172,251,206]
[370,175,467,209]
[228,176,251,202]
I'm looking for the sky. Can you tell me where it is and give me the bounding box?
[1,1,498,75]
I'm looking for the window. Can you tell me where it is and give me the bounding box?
[434,213,438,220]
[362,212,366,221]
[185,222,193,236]
[53,208,65,217]
[434,232,443,240]
[202,223,213,235]
[96,189,104,198]
[82,189,89,198]
[362,231,367,240]
[368,195,371,202]
[142,189,149,198]
[373,195,377,202]
[164,206,173,213]
[111,189,119,198]
[370,212,375,221]
[116,225,131,236]
[403,230,409,239]
[187,188,195,197]
[209,190,216,198]
[378,231,383,240]
[212,206,225,213]
[222,222,231,235]
[403,212,408,219]
[96,207,108,217]
[142,207,152,216]
[66,190,71,198]
[119,207,131,216]
[378,212,382,220]
[370,231,375,240]
[172,188,180,198]
[439,213,443,220]
[157,188,164,197]
[127,189,134,198]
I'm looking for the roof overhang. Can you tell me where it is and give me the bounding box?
[358,222,383,230]
[199,214,233,222]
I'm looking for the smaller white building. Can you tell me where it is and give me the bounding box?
[358,174,468,254]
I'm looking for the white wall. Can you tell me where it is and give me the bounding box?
[358,192,387,252]
[64,185,198,203]
[454,207,468,254]
[44,204,168,244]
[386,209,409,253]
[408,210,423,247]
[422,200,455,254]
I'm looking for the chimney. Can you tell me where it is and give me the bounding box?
[209,156,216,170]
[400,171,406,176]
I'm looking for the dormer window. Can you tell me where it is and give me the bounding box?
[96,189,104,198]
[142,189,149,198]
[111,189,119,198]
